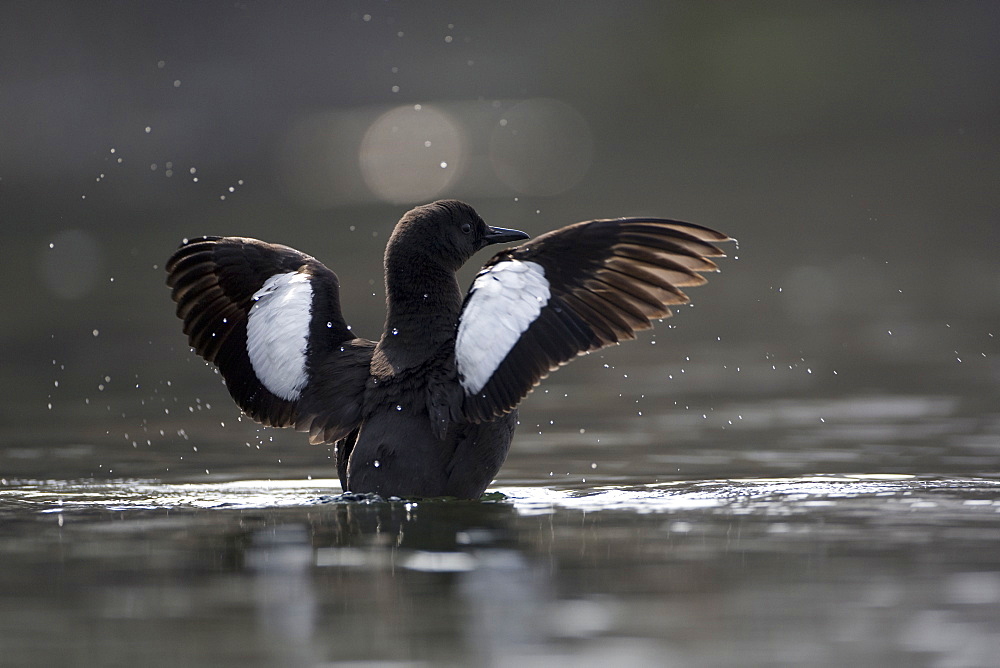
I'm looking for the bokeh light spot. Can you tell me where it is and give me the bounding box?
[359,105,463,204]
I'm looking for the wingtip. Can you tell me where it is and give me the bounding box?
[712,235,737,259]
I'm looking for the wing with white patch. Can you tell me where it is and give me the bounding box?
[456,218,732,422]
[246,272,313,400]
[165,236,372,443]
[455,260,550,394]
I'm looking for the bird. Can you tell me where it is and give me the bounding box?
[165,200,731,499]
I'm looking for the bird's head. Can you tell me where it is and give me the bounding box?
[390,200,529,271]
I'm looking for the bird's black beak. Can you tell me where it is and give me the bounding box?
[483,225,530,246]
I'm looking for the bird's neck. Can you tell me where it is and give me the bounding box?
[379,248,463,361]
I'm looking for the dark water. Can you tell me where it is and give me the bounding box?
[4,353,1000,666]
[3,2,1000,666]
[3,474,1000,667]
[4,284,1000,668]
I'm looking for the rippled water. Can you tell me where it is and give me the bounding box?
[1,303,997,668]
[2,473,998,514]
[3,469,1000,667]
[3,340,1000,667]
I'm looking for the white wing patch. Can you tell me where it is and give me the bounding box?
[246,272,313,401]
[456,260,550,394]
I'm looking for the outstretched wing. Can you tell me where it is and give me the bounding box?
[165,236,373,444]
[454,218,731,422]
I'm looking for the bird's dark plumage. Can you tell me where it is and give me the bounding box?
[166,200,731,498]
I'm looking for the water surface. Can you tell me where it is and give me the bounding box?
[3,466,1000,667]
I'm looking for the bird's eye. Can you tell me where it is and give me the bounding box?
[461,222,472,234]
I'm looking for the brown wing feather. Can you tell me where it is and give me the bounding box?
[165,236,372,443]
[461,218,732,422]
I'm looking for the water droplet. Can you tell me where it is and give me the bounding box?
[391,328,399,335]
[396,405,403,411]
[327,321,333,328]
[373,459,380,468]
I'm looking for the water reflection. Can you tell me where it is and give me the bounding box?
[2,475,1000,666]
[246,524,320,666]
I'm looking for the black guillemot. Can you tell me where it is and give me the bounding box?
[166,200,731,499]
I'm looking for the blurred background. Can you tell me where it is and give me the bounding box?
[1,1,998,480]
[3,3,1000,666]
